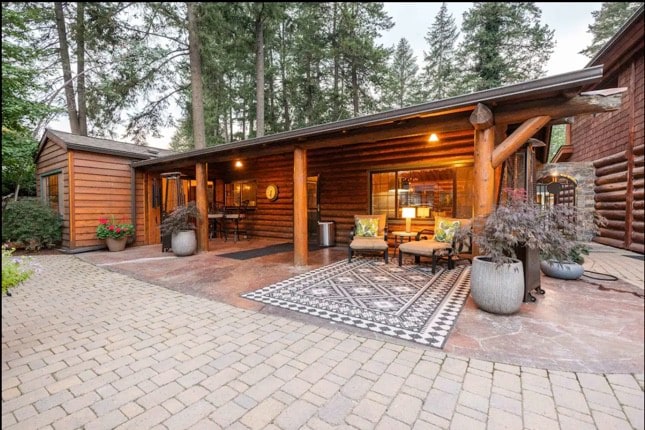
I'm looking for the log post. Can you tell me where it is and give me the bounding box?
[293,147,308,266]
[470,104,496,256]
[196,162,209,252]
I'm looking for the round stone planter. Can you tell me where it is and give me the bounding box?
[540,260,584,280]
[171,230,197,256]
[470,256,525,315]
[105,237,127,252]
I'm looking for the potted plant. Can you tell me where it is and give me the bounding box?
[160,202,201,256]
[96,215,134,252]
[470,188,595,314]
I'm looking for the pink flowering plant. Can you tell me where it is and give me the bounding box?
[96,215,134,240]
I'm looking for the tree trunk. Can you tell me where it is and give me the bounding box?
[280,22,290,130]
[187,2,206,150]
[54,2,80,134]
[255,12,265,138]
[332,3,340,120]
[76,2,87,136]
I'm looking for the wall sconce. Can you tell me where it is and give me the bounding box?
[428,133,439,143]
[402,207,416,233]
[234,160,243,168]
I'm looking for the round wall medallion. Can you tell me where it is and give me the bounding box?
[266,184,279,201]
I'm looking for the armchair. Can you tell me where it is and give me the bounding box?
[398,216,472,273]
[348,214,389,263]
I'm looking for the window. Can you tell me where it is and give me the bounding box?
[225,180,257,207]
[370,165,473,220]
[41,171,63,215]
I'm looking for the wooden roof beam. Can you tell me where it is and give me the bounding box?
[494,88,626,124]
[492,116,552,168]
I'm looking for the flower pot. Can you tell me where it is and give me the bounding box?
[470,256,525,315]
[540,260,584,280]
[171,230,197,256]
[105,237,127,252]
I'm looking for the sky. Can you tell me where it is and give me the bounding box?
[48,2,603,149]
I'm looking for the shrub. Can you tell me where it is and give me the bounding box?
[2,198,62,251]
[160,202,202,236]
[2,245,34,295]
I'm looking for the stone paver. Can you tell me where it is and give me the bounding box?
[2,255,643,429]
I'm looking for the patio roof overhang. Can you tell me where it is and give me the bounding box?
[133,66,609,173]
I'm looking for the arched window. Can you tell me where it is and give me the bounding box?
[536,175,577,209]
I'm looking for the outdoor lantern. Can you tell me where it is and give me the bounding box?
[402,207,416,233]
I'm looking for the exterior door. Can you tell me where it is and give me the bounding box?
[307,175,320,244]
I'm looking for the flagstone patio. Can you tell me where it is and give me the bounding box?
[74,238,644,374]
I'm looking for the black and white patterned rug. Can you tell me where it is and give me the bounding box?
[242,257,471,348]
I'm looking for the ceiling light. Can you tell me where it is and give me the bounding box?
[428,133,439,143]
[235,160,243,168]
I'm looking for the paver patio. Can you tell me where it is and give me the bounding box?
[2,242,644,429]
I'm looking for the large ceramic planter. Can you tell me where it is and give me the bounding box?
[540,260,584,280]
[105,237,127,252]
[471,256,525,315]
[171,230,197,256]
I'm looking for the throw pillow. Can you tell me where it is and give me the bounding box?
[434,218,461,243]
[355,217,379,237]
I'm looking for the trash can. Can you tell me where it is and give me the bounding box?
[318,221,336,247]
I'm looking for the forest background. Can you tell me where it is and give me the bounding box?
[2,2,641,198]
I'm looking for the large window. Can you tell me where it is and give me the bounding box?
[41,171,63,215]
[371,166,473,220]
[225,180,257,207]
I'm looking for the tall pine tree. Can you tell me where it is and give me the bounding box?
[457,2,555,92]
[382,38,423,109]
[579,2,642,58]
[421,3,459,100]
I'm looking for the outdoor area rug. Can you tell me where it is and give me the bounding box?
[241,257,471,348]
[218,242,320,260]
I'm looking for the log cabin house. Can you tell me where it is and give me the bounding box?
[37,67,627,265]
[548,6,644,253]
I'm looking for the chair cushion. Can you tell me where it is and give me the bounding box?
[355,217,379,237]
[350,236,388,251]
[354,214,386,237]
[399,239,451,256]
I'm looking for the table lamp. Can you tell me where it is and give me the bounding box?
[417,207,430,218]
[402,207,416,233]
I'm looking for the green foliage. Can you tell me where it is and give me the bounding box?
[421,3,459,100]
[580,3,642,58]
[475,189,602,266]
[2,245,34,295]
[548,124,567,162]
[2,198,62,251]
[96,215,134,240]
[160,202,202,236]
[382,38,423,109]
[457,3,555,92]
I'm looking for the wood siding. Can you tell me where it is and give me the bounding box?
[571,55,644,253]
[71,151,137,248]
[36,141,70,247]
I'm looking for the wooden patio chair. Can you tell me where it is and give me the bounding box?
[348,214,389,263]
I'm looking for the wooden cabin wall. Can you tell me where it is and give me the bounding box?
[571,54,644,253]
[134,170,147,246]
[198,137,474,246]
[71,151,135,248]
[35,141,70,247]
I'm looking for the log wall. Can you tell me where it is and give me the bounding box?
[206,137,474,246]
[571,54,644,253]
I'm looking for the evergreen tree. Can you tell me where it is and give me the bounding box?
[421,3,459,100]
[382,38,423,109]
[580,2,642,58]
[457,2,555,92]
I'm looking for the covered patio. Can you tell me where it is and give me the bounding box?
[75,237,644,374]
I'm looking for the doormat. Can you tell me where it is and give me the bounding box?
[218,242,321,260]
[242,257,470,348]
